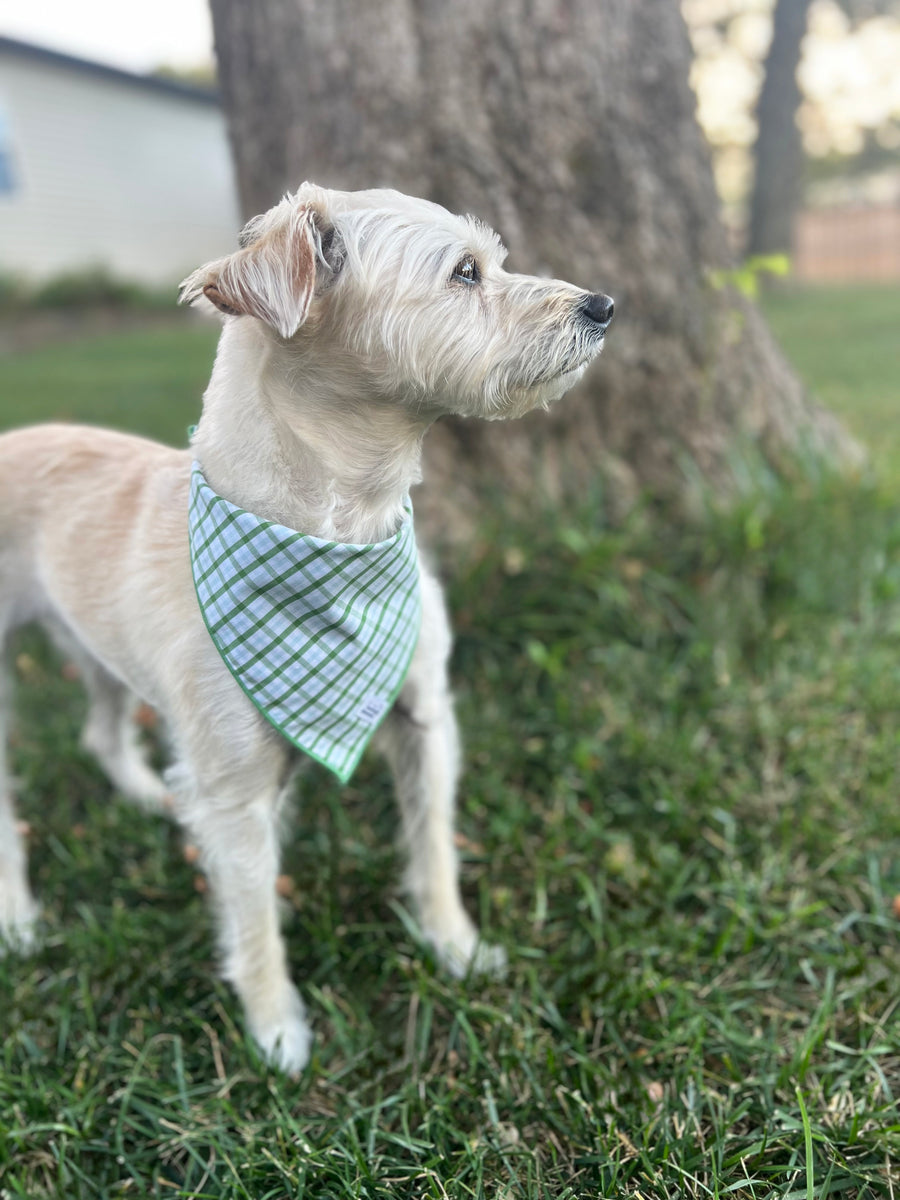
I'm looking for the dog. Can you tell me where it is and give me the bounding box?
[0,183,613,1072]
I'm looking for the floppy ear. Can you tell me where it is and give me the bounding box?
[179,204,318,339]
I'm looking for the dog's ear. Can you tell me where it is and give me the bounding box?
[179,204,319,339]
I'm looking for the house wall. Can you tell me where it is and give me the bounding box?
[0,43,241,285]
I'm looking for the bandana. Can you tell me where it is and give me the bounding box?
[188,464,421,783]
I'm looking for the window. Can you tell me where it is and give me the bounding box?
[0,108,18,194]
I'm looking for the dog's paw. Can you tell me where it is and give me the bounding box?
[123,769,172,814]
[113,761,172,814]
[0,886,40,957]
[79,727,170,813]
[249,985,313,1075]
[429,927,507,981]
[466,940,508,979]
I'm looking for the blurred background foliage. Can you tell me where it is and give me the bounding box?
[684,0,900,232]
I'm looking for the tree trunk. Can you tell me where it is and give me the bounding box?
[747,0,814,258]
[208,0,856,543]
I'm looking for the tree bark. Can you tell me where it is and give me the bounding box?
[747,0,814,258]
[209,0,857,543]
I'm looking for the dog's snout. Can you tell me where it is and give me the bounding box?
[581,292,615,330]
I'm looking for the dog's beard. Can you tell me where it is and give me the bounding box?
[485,364,588,420]
[477,328,604,420]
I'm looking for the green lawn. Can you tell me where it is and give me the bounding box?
[1,293,900,1198]
[0,318,217,446]
[760,284,900,481]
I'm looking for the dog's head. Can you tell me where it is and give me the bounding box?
[180,184,613,420]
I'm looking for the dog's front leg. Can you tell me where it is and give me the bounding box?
[376,570,505,978]
[178,758,311,1074]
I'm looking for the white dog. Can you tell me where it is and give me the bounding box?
[0,183,613,1072]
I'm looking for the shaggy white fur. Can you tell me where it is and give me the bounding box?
[0,183,612,1073]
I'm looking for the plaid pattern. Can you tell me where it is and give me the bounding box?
[188,464,421,783]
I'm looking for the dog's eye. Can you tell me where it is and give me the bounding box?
[452,254,480,285]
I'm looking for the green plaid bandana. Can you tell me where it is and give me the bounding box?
[188,464,421,783]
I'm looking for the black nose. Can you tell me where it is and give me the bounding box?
[581,292,615,330]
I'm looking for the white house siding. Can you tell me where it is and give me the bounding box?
[0,40,241,285]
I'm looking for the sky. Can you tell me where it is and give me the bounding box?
[0,0,214,73]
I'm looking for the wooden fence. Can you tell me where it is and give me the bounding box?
[792,204,900,282]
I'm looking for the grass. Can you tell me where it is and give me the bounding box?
[0,318,216,445]
[1,287,900,1197]
[760,284,900,479]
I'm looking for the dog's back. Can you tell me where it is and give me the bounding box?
[0,421,212,728]
[0,423,188,620]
